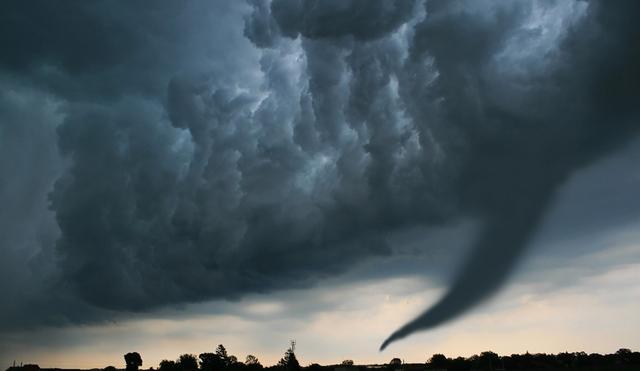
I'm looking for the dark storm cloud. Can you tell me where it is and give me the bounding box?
[0,0,639,351]
[0,80,64,327]
[270,0,419,41]
[380,0,640,348]
[0,0,261,327]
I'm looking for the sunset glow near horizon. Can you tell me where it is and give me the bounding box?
[1,0,639,368]
[3,257,640,368]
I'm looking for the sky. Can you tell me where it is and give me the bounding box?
[1,0,639,368]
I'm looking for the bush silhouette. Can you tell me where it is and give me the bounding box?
[124,352,142,371]
[428,354,447,369]
[178,354,198,371]
[159,360,179,371]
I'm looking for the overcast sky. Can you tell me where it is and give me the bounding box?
[1,0,639,368]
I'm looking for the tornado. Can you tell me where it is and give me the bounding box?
[378,0,640,351]
[380,192,552,350]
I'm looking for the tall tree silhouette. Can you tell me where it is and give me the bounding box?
[277,341,300,371]
[124,352,142,371]
[216,344,229,366]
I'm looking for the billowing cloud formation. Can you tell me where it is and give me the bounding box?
[376,0,640,348]
[0,0,639,350]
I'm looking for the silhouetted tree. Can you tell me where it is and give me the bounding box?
[159,360,179,371]
[428,354,447,369]
[104,366,117,371]
[125,352,143,371]
[557,351,574,368]
[340,360,353,367]
[178,354,198,371]
[278,341,300,371]
[479,351,499,370]
[200,353,224,371]
[217,344,230,365]
[573,351,589,368]
[228,356,243,371]
[617,348,632,364]
[245,355,262,371]
[449,356,467,371]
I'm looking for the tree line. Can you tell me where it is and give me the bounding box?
[424,348,640,371]
[118,346,640,371]
[7,346,640,371]
[121,342,299,371]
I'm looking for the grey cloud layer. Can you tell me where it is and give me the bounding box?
[0,0,638,349]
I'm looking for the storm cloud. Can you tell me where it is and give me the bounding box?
[0,0,639,351]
